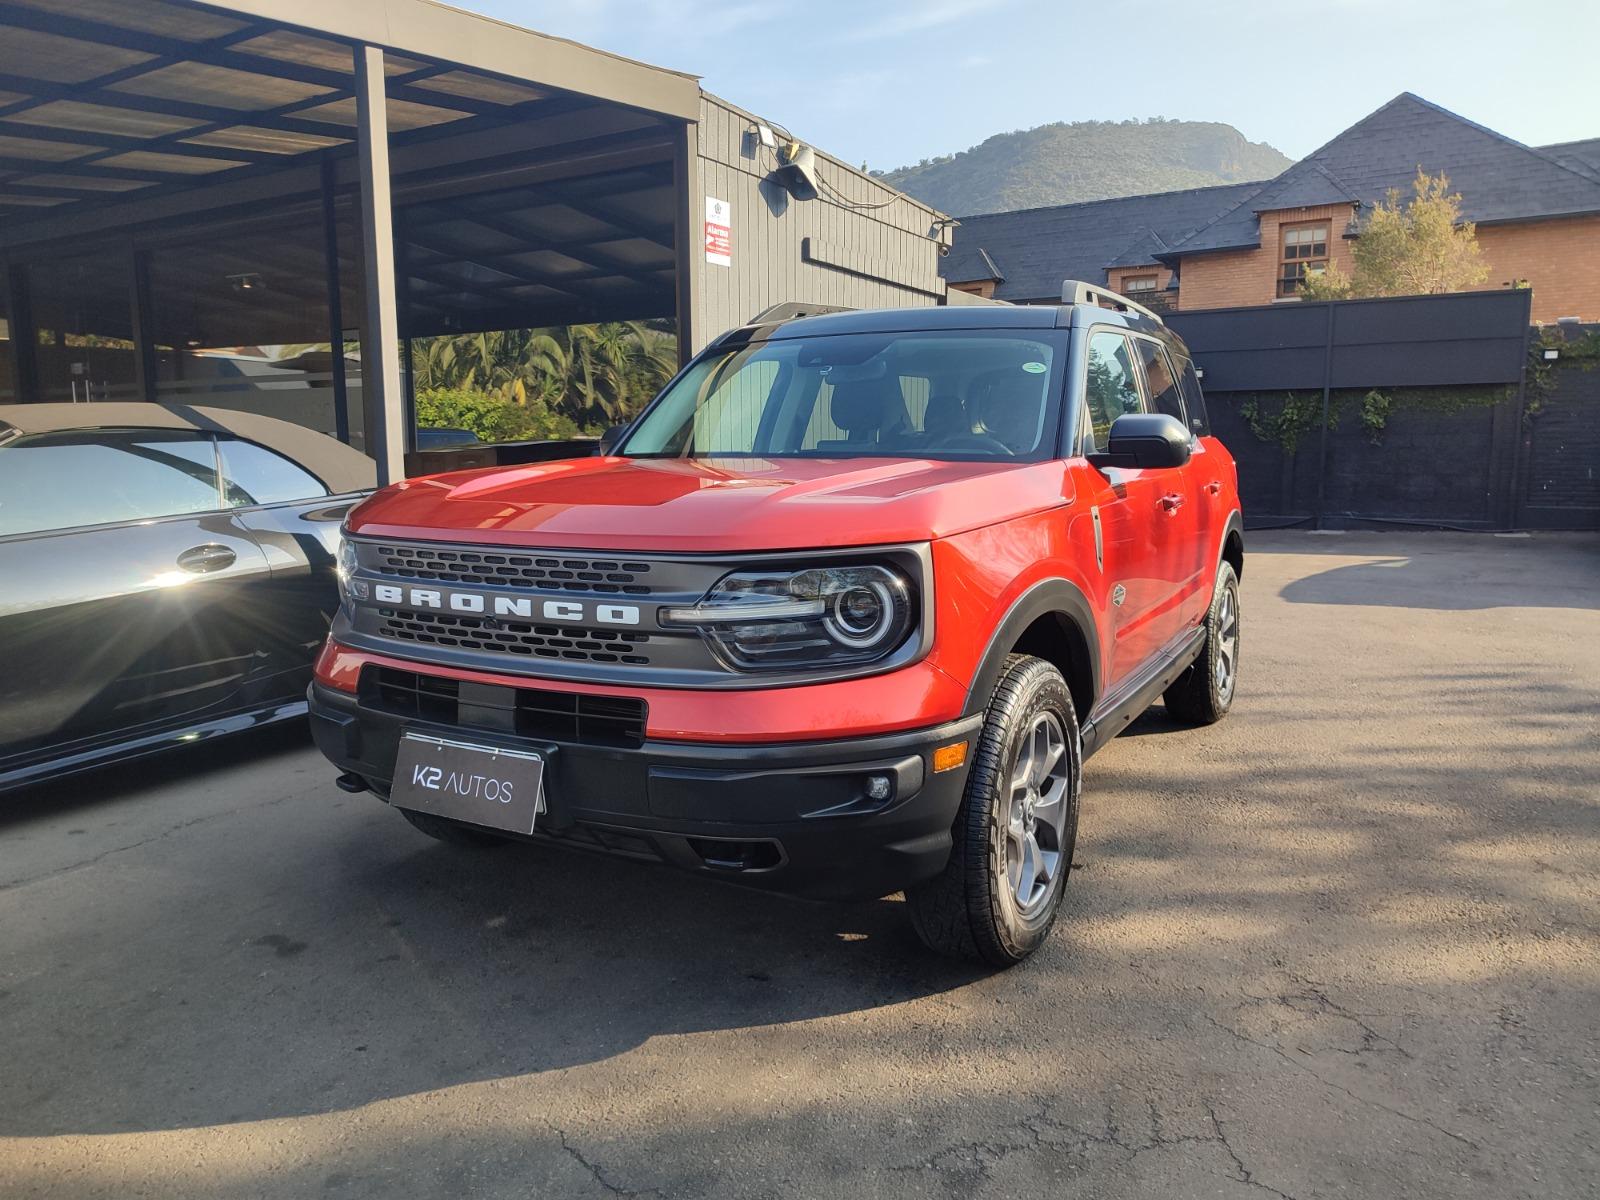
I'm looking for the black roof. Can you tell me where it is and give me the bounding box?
[1167,93,1600,257]
[708,300,1183,353]
[749,305,1063,342]
[939,182,1261,301]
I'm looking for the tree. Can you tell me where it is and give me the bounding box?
[408,321,678,439]
[1300,170,1488,301]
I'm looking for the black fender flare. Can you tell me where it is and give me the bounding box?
[961,578,1101,719]
[1219,509,1245,577]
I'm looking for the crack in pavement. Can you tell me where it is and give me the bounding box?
[553,1125,666,1198]
[1202,1011,1481,1152]
[1236,974,1413,1060]
[1204,1101,1300,1200]
[888,1095,1300,1198]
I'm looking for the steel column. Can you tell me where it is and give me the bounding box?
[128,246,157,403]
[4,263,36,403]
[672,119,698,364]
[320,158,351,445]
[354,44,405,484]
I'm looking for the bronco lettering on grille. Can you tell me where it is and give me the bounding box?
[371,584,642,626]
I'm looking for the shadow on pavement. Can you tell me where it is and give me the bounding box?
[0,787,990,1137]
[0,720,315,830]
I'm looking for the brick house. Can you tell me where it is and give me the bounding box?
[943,94,1600,323]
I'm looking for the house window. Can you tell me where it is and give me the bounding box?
[1122,275,1158,294]
[1279,222,1329,296]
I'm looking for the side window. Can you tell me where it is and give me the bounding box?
[1082,330,1142,451]
[218,439,328,507]
[0,431,220,537]
[1175,356,1211,437]
[1134,339,1186,426]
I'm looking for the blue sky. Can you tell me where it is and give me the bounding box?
[456,0,1600,171]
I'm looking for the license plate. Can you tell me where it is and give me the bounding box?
[390,733,546,835]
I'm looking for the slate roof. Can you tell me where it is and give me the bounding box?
[1165,93,1600,258]
[939,181,1261,301]
[1540,138,1600,182]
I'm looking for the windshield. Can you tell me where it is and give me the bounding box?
[620,329,1066,462]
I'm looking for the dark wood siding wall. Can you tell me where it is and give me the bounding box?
[690,95,947,350]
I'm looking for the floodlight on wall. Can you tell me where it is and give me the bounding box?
[1543,348,1560,360]
[755,123,776,149]
[774,141,821,201]
[228,272,263,293]
[1342,201,1362,239]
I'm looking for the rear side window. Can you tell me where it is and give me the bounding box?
[217,438,328,507]
[1175,356,1211,437]
[1082,330,1142,451]
[1134,339,1186,427]
[0,431,220,537]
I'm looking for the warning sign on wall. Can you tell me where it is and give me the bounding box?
[704,197,731,267]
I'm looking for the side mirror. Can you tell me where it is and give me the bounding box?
[597,425,626,455]
[1086,413,1191,471]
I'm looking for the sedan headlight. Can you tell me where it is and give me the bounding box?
[334,534,364,607]
[663,563,916,670]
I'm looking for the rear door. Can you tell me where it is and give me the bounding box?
[0,430,272,759]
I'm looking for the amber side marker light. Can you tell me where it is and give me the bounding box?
[932,741,969,773]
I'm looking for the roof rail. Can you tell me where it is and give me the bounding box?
[748,301,855,326]
[1060,279,1164,324]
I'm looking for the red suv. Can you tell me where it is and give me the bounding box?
[310,289,1243,965]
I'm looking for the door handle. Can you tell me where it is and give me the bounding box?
[1159,493,1185,513]
[177,543,237,574]
[1205,480,1222,496]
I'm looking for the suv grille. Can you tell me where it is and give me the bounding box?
[364,666,647,747]
[373,543,653,595]
[378,609,652,665]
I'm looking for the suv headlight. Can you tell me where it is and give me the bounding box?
[663,563,916,670]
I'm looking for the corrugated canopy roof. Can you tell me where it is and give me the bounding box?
[0,0,700,226]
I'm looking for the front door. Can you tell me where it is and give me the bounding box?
[0,430,274,760]
[1132,336,1212,630]
[1078,329,1192,688]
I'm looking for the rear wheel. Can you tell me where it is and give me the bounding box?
[908,655,1081,966]
[1164,561,1240,725]
[400,808,508,848]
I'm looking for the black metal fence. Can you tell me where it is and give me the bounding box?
[1167,290,1599,531]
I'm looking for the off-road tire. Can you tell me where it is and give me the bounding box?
[907,654,1081,967]
[1163,561,1240,725]
[400,808,508,848]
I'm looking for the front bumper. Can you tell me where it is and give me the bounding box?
[309,682,980,902]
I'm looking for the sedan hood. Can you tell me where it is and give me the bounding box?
[346,455,1071,552]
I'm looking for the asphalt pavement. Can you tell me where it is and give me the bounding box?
[2,531,1597,1199]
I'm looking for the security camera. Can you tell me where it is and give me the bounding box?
[938,243,950,257]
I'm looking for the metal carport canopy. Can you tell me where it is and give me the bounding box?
[200,0,701,121]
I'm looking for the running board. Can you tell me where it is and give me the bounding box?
[1081,626,1207,758]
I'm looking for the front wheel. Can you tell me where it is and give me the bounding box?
[908,654,1081,966]
[1164,561,1240,725]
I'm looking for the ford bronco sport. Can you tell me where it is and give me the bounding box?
[310,283,1243,965]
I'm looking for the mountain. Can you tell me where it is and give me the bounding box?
[878,118,1294,216]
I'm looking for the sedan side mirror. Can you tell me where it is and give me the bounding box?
[597,425,626,455]
[1086,413,1191,471]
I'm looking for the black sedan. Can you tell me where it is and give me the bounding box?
[0,403,375,793]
